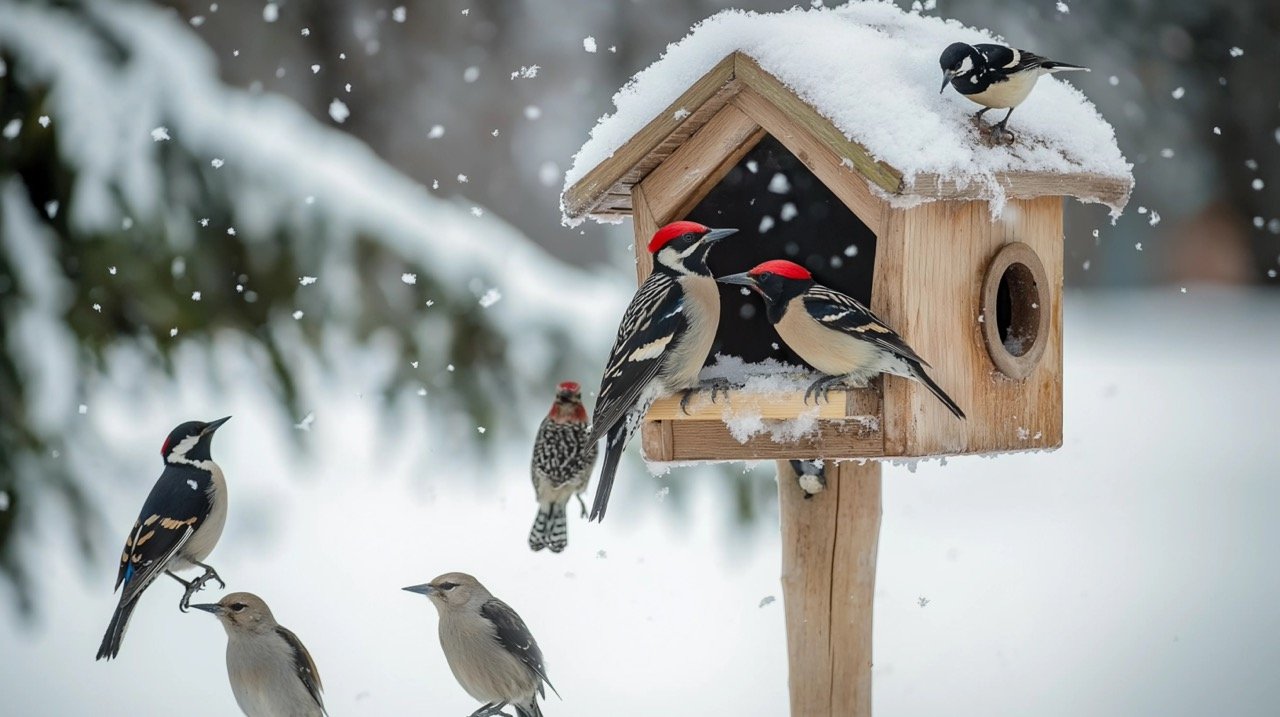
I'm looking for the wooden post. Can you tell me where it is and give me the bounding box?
[777,459,882,717]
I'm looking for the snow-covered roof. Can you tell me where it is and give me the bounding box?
[562,2,1134,224]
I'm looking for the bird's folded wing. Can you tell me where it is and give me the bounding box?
[115,466,212,604]
[975,43,1050,74]
[276,625,326,714]
[802,286,929,367]
[481,599,557,699]
[589,272,685,444]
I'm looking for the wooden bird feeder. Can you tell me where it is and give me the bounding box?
[562,5,1132,715]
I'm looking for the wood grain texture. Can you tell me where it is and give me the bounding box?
[646,387,874,421]
[648,415,882,462]
[563,55,737,219]
[875,197,1064,456]
[631,184,658,282]
[778,460,881,717]
[730,86,888,235]
[640,104,766,225]
[907,170,1132,212]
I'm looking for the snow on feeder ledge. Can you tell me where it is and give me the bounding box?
[561,4,1133,717]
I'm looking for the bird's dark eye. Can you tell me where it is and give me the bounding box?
[230,603,246,612]
[439,582,458,591]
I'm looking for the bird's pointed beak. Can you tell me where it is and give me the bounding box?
[191,603,223,615]
[203,416,232,434]
[940,72,954,94]
[403,583,436,596]
[716,271,756,287]
[702,227,738,244]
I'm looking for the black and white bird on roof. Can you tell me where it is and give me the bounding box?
[587,220,738,522]
[97,416,232,661]
[528,381,597,553]
[939,42,1088,143]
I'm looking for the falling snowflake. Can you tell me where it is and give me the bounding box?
[464,66,480,82]
[524,105,541,120]
[311,64,321,74]
[211,158,224,168]
[768,173,791,194]
[477,426,486,434]
[1171,87,1185,100]
[38,115,50,128]
[292,310,304,320]
[1055,1,1069,13]
[656,486,670,501]
[263,3,278,22]
[2,119,19,139]
[169,327,179,337]
[328,99,350,123]
[673,107,690,120]
[479,288,502,307]
[758,215,775,233]
[78,404,88,415]
[108,266,117,275]
[191,291,202,301]
[1229,46,1244,57]
[537,161,560,187]
[428,125,445,139]
[199,218,209,226]
[151,126,171,141]
[470,206,484,217]
[401,273,417,285]
[510,65,539,80]
[299,276,317,285]
[1252,178,1265,191]
[392,6,406,23]
[583,36,597,53]
[295,412,315,431]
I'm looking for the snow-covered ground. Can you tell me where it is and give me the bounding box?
[2,289,1278,716]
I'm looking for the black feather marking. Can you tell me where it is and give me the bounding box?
[802,286,929,366]
[481,599,557,699]
[907,360,967,420]
[589,422,629,522]
[588,271,686,446]
[276,625,326,714]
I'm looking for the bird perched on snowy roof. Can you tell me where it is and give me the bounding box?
[529,381,597,553]
[192,592,327,717]
[587,220,738,522]
[97,416,232,661]
[939,42,1088,143]
[404,573,556,717]
[718,261,965,419]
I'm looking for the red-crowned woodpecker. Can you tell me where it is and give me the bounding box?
[940,42,1088,142]
[588,220,739,521]
[192,593,326,716]
[404,573,556,717]
[97,417,232,661]
[529,381,597,553]
[718,260,965,419]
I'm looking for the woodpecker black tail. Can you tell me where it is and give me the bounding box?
[589,425,628,522]
[910,361,966,420]
[528,503,569,553]
[96,595,138,661]
[515,701,543,717]
[1041,60,1088,71]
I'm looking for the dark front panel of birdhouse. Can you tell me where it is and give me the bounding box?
[684,135,877,369]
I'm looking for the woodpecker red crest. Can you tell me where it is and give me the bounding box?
[749,259,812,280]
[647,221,710,254]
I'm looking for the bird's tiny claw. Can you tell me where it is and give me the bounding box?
[678,388,696,415]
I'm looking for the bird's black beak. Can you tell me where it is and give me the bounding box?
[716,271,756,288]
[403,583,436,596]
[940,72,954,94]
[203,416,231,434]
[701,227,739,244]
[191,603,223,615]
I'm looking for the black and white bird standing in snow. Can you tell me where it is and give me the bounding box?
[587,220,738,522]
[528,381,598,553]
[939,42,1088,142]
[97,416,231,660]
[192,592,326,717]
[718,261,965,419]
[404,573,556,717]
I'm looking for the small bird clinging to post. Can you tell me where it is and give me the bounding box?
[718,261,965,419]
[939,41,1088,143]
[404,573,556,717]
[192,592,326,717]
[97,416,231,661]
[529,381,598,553]
[588,220,738,522]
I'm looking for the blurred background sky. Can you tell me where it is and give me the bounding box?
[1,0,1278,715]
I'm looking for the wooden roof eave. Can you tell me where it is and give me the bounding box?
[562,51,1132,223]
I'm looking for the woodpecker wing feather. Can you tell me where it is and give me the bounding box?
[114,464,213,604]
[801,286,930,367]
[481,598,557,699]
[589,272,686,445]
[975,44,1083,74]
[276,625,326,714]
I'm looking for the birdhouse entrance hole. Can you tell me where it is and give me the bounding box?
[685,134,877,367]
[981,242,1050,379]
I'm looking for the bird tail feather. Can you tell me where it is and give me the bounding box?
[528,503,569,553]
[911,363,966,420]
[589,424,628,522]
[515,701,543,717]
[96,595,139,661]
[1043,61,1088,72]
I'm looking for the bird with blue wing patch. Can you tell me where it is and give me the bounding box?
[97,416,231,661]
